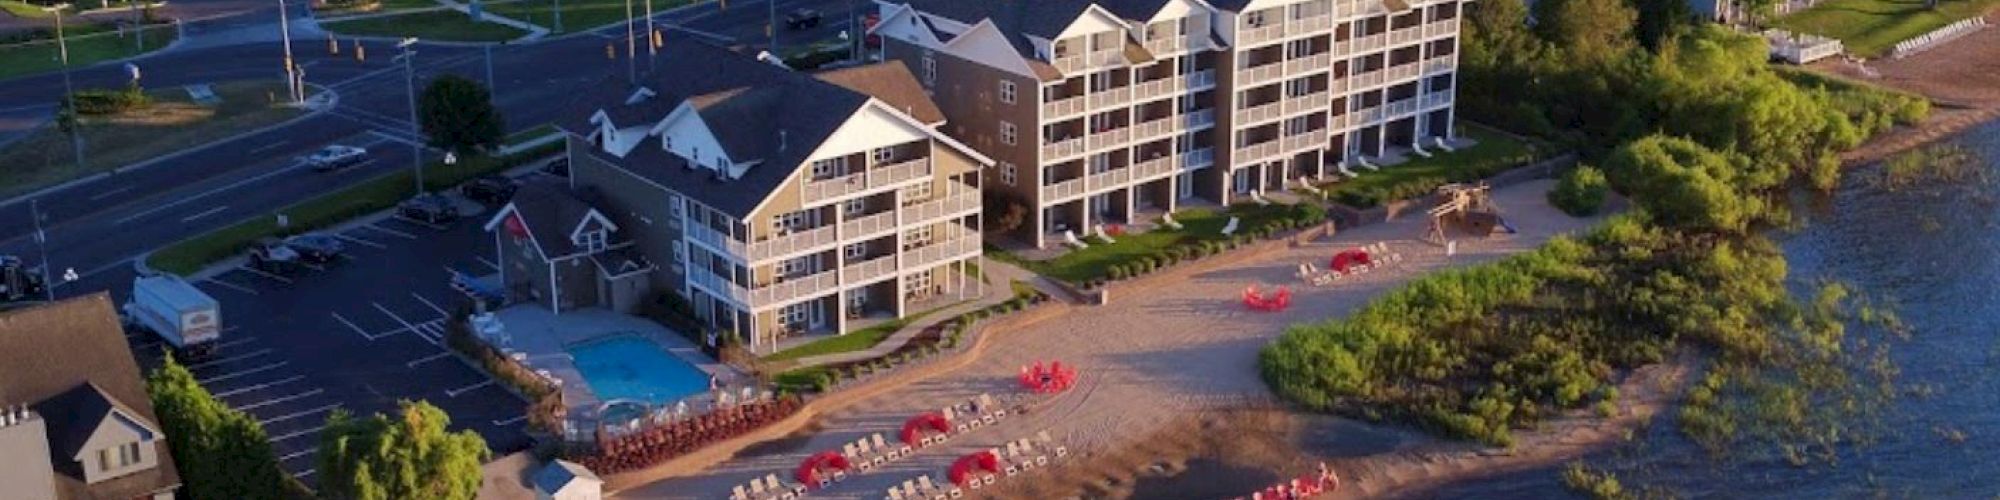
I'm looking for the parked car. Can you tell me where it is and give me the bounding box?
[398,193,460,224]
[543,157,570,177]
[305,145,369,172]
[0,255,45,303]
[785,8,821,29]
[461,175,520,205]
[247,237,301,273]
[283,232,346,264]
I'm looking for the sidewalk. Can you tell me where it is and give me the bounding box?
[785,258,1043,370]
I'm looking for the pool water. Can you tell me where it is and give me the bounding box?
[567,335,711,406]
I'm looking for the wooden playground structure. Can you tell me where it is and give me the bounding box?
[1420,183,1515,246]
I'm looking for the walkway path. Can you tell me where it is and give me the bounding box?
[784,260,1042,370]
[609,178,1612,499]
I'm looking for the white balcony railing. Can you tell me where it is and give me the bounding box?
[1238,61,1286,86]
[1385,96,1420,118]
[1352,32,1385,51]
[1289,14,1332,35]
[905,191,979,224]
[1131,155,1176,180]
[690,267,748,304]
[685,223,746,256]
[839,210,897,241]
[1182,147,1215,170]
[1089,127,1131,150]
[1185,108,1216,129]
[841,254,897,285]
[1087,167,1131,191]
[1388,26,1423,46]
[1134,77,1180,101]
[1351,105,1383,124]
[1043,136,1087,160]
[1235,140,1282,164]
[1384,62,1422,83]
[1424,56,1455,76]
[1133,116,1177,141]
[1088,89,1131,110]
[1187,69,1217,90]
[747,223,837,262]
[1239,22,1285,46]
[1424,21,1459,39]
[1143,35,1185,56]
[1041,176,1086,201]
[906,236,980,270]
[1235,100,1284,126]
[1285,52,1331,75]
[1052,49,1124,74]
[751,270,838,305]
[1281,131,1323,153]
[803,158,931,205]
[1421,91,1454,109]
[1284,91,1329,115]
[1349,68,1383,89]
[800,174,868,205]
[1044,94,1087,118]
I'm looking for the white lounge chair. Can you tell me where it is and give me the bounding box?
[1093,224,1117,244]
[733,485,750,500]
[750,479,767,496]
[765,475,784,493]
[1295,177,1321,196]
[1357,156,1380,171]
[1062,230,1089,249]
[1410,143,1433,158]
[888,487,905,500]
[1161,212,1184,230]
[1434,136,1457,152]
[1336,161,1360,179]
[1221,217,1240,235]
[1250,191,1272,206]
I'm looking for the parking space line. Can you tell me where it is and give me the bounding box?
[131,339,164,351]
[493,415,528,426]
[372,303,434,345]
[475,256,499,271]
[362,223,419,240]
[333,232,388,249]
[240,388,326,412]
[237,265,295,284]
[295,469,316,478]
[201,278,259,295]
[198,362,286,384]
[445,380,495,397]
[272,424,326,443]
[412,293,450,317]
[262,404,340,427]
[414,321,447,345]
[212,373,301,397]
[331,312,374,340]
[213,337,257,350]
[407,352,453,367]
[185,348,274,371]
[278,447,318,463]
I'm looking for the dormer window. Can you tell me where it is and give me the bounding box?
[576,230,607,253]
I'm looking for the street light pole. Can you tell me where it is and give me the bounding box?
[54,10,84,170]
[643,0,655,74]
[277,0,301,104]
[397,39,424,194]
[624,0,636,83]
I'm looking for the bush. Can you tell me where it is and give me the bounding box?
[1548,165,1610,216]
[1108,265,1127,280]
[68,87,151,115]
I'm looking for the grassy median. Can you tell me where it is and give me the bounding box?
[487,0,694,34]
[0,80,304,200]
[146,142,561,275]
[0,21,178,80]
[319,9,529,42]
[1774,0,2000,57]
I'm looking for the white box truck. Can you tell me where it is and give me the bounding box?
[125,275,221,355]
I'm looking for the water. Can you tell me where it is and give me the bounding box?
[567,334,711,406]
[1428,120,2000,498]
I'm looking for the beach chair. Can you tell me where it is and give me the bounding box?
[1162,212,1184,230]
[1357,156,1379,171]
[873,433,889,450]
[1037,430,1054,443]
[1435,136,1456,152]
[732,485,749,500]
[1251,191,1273,206]
[888,487,905,500]
[918,475,938,493]
[1296,177,1322,196]
[1093,224,1117,244]
[1221,217,1240,235]
[1410,143,1433,158]
[765,474,784,492]
[750,479,766,497]
[1063,230,1089,249]
[1005,441,1021,457]
[1336,161,1360,179]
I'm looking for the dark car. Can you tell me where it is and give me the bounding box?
[283,232,346,264]
[785,8,821,30]
[461,175,520,205]
[247,237,302,273]
[397,193,460,224]
[0,255,46,302]
[542,157,570,178]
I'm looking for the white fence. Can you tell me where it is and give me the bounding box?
[1763,29,1843,64]
[1891,17,1989,59]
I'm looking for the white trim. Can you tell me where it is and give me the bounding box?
[481,203,550,259]
[567,209,620,243]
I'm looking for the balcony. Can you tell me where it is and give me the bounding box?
[1182,147,1215,170]
[1284,91,1329,115]
[1087,89,1131,110]
[1134,76,1182,101]
[1352,32,1385,52]
[1239,22,1285,46]
[747,223,837,262]
[1044,94,1087,118]
[1282,131,1323,153]
[685,223,745,256]
[1132,115,1177,141]
[802,158,932,205]
[1328,112,1351,131]
[1424,56,1455,76]
[840,209,897,241]
[1235,100,1284,126]
[1131,155,1176,180]
[1351,105,1383,124]
[1424,21,1459,39]
[1348,68,1383,89]
[841,254,897,285]
[690,267,749,304]
[1235,140,1282,164]
[1385,96,1421,117]
[1421,91,1454,109]
[1087,167,1132,191]
[1288,14,1333,35]
[752,270,839,305]
[1388,26,1423,46]
[1143,35,1185,56]
[906,235,981,270]
[1238,61,1286,86]
[1041,176,1086,201]
[1188,69,1217,90]
[905,191,980,224]
[1185,108,1216,129]
[1384,61,1422,83]
[1285,52,1331,75]
[1088,127,1131,150]
[1052,49,1124,74]
[1043,136,1087,160]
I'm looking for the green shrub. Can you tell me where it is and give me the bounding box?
[1108,265,1127,280]
[68,87,150,115]
[814,373,833,392]
[1548,165,1610,216]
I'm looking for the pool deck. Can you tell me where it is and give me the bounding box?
[488,305,748,415]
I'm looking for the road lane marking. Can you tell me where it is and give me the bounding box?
[406,352,453,367]
[362,223,418,240]
[185,348,274,371]
[333,232,387,248]
[412,293,450,317]
[87,185,136,201]
[213,337,257,350]
[179,205,231,222]
[237,265,295,284]
[295,469,316,478]
[445,379,495,397]
[263,404,340,427]
[197,362,290,384]
[200,278,259,295]
[211,372,302,397]
[365,129,423,146]
[239,389,324,412]
[113,159,310,225]
[247,140,292,156]
[493,415,528,426]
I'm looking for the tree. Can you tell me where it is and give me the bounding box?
[418,75,505,155]
[1604,135,1764,233]
[1548,165,1610,216]
[146,356,291,500]
[318,400,488,500]
[1533,0,1638,63]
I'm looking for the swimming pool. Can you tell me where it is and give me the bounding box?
[566,335,711,406]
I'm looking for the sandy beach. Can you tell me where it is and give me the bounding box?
[1823,12,2000,166]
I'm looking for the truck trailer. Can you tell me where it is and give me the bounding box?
[125,275,222,356]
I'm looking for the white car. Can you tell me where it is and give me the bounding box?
[305,145,368,172]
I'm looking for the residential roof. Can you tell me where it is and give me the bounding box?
[532,460,601,493]
[557,37,874,217]
[894,0,1182,55]
[35,384,150,465]
[488,180,603,259]
[814,62,946,126]
[0,295,181,500]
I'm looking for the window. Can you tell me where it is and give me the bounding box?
[576,230,608,253]
[922,53,937,84]
[670,195,685,217]
[1246,10,1268,27]
[1000,162,1017,186]
[999,80,1016,104]
[844,197,867,216]
[811,157,848,179]
[904,225,935,248]
[775,255,817,278]
[120,442,141,467]
[999,121,1017,145]
[904,268,935,295]
[844,243,867,260]
[872,146,896,165]
[98,449,111,471]
[901,182,932,205]
[780,302,809,326]
[673,241,686,262]
[1089,153,1111,174]
[772,210,812,234]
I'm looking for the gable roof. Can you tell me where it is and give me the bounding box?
[532,460,601,493]
[895,0,1182,56]
[0,295,181,500]
[814,62,946,126]
[34,383,151,462]
[484,180,608,259]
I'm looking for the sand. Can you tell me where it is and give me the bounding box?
[1819,12,2000,166]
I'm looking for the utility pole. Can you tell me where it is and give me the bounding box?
[397,39,424,194]
[54,10,84,171]
[643,0,655,74]
[278,0,302,104]
[624,0,636,83]
[30,200,52,302]
[133,0,144,52]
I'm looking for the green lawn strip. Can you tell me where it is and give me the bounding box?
[1001,203,1298,284]
[759,304,957,363]
[320,9,527,42]
[503,122,557,145]
[1317,126,1536,208]
[486,0,693,33]
[313,0,442,16]
[146,143,560,275]
[0,22,176,80]
[1773,0,2000,57]
[0,80,301,200]
[0,0,54,17]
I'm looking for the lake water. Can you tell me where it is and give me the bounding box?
[1427,120,2000,498]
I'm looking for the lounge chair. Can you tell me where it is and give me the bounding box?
[1093,224,1117,244]
[1435,136,1456,152]
[1251,191,1272,206]
[888,487,905,500]
[733,485,750,500]
[765,475,784,493]
[1336,160,1360,179]
[1410,143,1433,158]
[1357,156,1380,171]
[1062,230,1089,249]
[1221,217,1240,235]
[750,479,766,496]
[1161,212,1184,230]
[1296,177,1321,196]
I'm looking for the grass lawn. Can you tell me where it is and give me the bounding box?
[320,9,528,42]
[312,0,440,15]
[759,305,955,364]
[503,122,557,145]
[995,203,1298,284]
[487,0,695,33]
[1773,0,2000,57]
[1317,125,1535,208]
[0,22,177,80]
[0,0,54,17]
[0,80,302,200]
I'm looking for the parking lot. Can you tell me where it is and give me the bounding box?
[124,187,535,481]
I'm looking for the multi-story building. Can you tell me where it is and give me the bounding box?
[512,38,992,352]
[871,0,1464,248]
